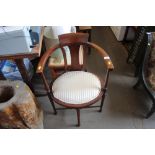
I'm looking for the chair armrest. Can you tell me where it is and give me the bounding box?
[36,44,60,73]
[86,42,114,70]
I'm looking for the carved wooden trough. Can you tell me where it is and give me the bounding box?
[0,80,43,129]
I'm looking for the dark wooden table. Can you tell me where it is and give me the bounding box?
[0,27,44,92]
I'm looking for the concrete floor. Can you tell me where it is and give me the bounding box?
[36,26,155,128]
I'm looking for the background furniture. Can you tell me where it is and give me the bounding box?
[0,27,44,92]
[111,26,126,41]
[110,26,135,42]
[123,26,137,42]
[127,26,155,77]
[134,32,155,118]
[36,33,114,126]
[0,80,43,129]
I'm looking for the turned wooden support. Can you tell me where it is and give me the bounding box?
[76,109,80,127]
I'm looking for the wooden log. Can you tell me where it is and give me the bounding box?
[0,80,43,129]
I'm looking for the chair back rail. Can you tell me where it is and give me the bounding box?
[59,33,89,70]
[36,43,114,74]
[60,46,68,71]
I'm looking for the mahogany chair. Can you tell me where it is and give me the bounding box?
[36,33,114,126]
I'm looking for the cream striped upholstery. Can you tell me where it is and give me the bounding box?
[52,71,101,104]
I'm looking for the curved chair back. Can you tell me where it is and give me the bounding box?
[58,33,89,71]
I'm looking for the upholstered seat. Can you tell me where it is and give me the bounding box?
[52,71,102,104]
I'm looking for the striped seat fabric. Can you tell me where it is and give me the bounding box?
[52,71,101,104]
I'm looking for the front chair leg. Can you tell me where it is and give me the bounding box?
[99,95,105,112]
[76,109,80,127]
[47,93,57,115]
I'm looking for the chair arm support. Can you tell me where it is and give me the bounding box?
[36,44,61,73]
[36,42,114,73]
[86,42,114,70]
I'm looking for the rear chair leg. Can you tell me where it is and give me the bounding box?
[76,109,80,127]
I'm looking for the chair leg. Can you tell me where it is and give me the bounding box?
[47,93,57,115]
[99,95,105,112]
[76,109,80,127]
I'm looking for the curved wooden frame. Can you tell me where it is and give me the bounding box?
[36,43,114,74]
[48,72,105,108]
[36,33,114,126]
[51,91,104,109]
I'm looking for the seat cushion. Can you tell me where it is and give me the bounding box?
[52,71,102,104]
